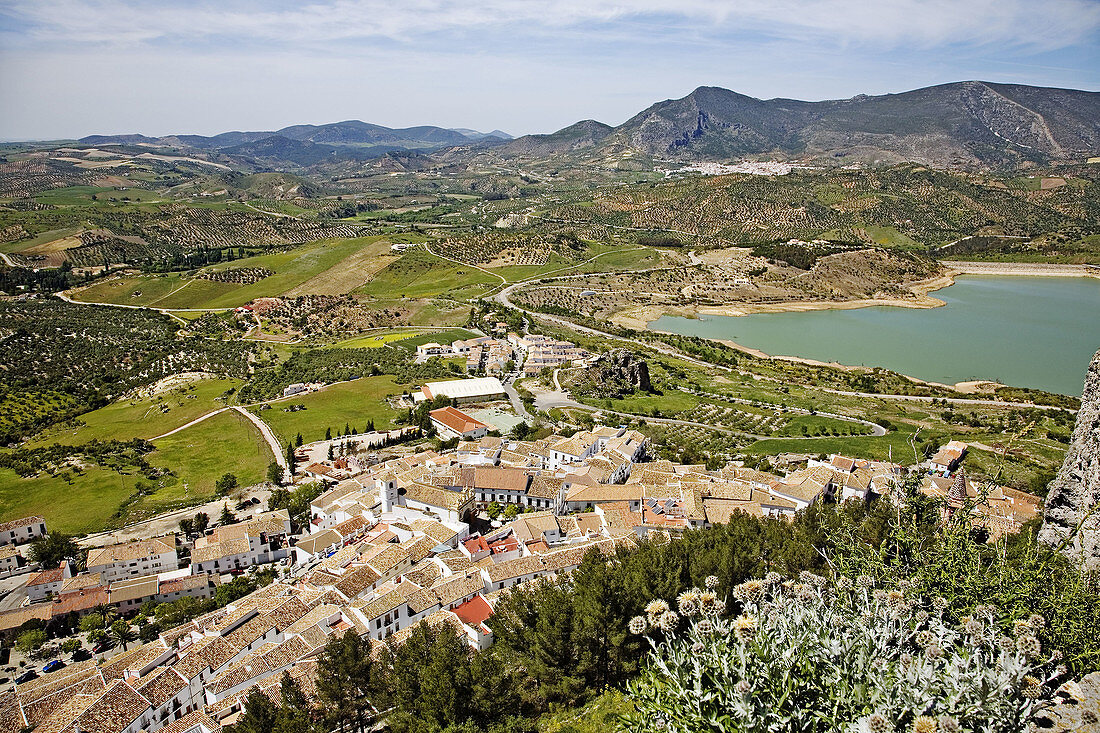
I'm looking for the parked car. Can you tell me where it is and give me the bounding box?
[42,660,66,673]
[15,670,38,684]
[92,641,114,654]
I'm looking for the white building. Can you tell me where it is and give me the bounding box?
[0,515,46,546]
[86,536,179,583]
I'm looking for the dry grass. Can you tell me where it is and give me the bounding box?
[283,239,398,296]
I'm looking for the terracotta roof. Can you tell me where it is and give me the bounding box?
[191,537,251,565]
[430,406,490,435]
[70,679,151,733]
[0,515,43,533]
[452,595,493,627]
[86,536,175,568]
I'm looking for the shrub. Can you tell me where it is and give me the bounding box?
[624,575,1064,733]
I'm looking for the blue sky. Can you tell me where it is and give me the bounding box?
[1,0,1098,140]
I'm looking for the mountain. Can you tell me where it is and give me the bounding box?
[495,120,615,156]
[75,120,501,162]
[611,81,1100,168]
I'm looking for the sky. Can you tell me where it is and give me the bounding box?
[1,0,1098,140]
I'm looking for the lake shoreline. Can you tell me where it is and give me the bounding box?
[644,270,1100,395]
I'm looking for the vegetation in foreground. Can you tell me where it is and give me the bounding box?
[226,478,1097,733]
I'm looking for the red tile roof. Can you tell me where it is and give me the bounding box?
[452,595,493,627]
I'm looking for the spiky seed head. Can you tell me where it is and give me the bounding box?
[705,575,719,589]
[735,679,751,695]
[857,575,874,588]
[697,589,719,611]
[696,619,715,635]
[924,643,945,659]
[936,716,960,733]
[914,610,929,624]
[691,640,705,654]
[973,604,996,618]
[733,580,765,604]
[1021,675,1042,699]
[1028,613,1046,631]
[872,589,888,604]
[733,613,757,642]
[887,590,905,608]
[867,713,890,733]
[629,616,648,635]
[916,630,935,648]
[1051,649,1063,661]
[911,716,937,733]
[1013,619,1031,637]
[1016,634,1042,659]
[965,619,984,636]
[837,576,853,590]
[645,599,670,618]
[657,610,678,631]
[932,596,949,611]
[764,571,782,585]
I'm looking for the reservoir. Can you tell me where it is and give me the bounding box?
[649,275,1100,396]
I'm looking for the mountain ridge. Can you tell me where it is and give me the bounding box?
[493,80,1100,168]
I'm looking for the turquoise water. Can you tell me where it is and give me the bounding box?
[649,276,1100,395]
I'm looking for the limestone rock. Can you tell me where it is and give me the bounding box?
[1039,348,1100,571]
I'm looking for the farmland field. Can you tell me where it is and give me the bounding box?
[26,377,242,447]
[141,409,274,516]
[248,375,405,445]
[69,236,385,308]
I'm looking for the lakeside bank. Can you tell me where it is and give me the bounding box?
[646,272,1100,396]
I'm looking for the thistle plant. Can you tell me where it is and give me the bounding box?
[622,575,1064,733]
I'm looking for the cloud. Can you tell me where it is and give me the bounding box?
[3,0,1099,51]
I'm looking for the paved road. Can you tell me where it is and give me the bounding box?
[503,378,532,421]
[820,388,1076,412]
[233,406,289,482]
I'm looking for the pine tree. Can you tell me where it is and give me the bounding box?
[233,688,278,733]
[326,427,332,441]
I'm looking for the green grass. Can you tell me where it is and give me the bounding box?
[33,186,163,206]
[744,427,937,464]
[71,237,385,309]
[0,226,81,254]
[26,378,242,447]
[0,406,272,533]
[249,376,404,445]
[359,249,500,298]
[327,329,433,349]
[142,409,273,511]
[777,414,873,437]
[389,329,480,351]
[0,465,138,535]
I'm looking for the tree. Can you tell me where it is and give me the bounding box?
[286,442,297,476]
[109,619,134,651]
[268,461,284,485]
[234,688,279,733]
[221,503,236,525]
[274,671,314,733]
[327,444,335,461]
[79,613,105,634]
[16,629,47,655]
[486,502,502,520]
[295,433,304,447]
[194,512,210,533]
[60,638,82,655]
[317,631,383,733]
[215,472,238,496]
[504,503,520,519]
[178,518,194,535]
[27,533,79,568]
[326,427,332,441]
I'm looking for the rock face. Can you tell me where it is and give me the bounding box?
[1039,348,1100,570]
[571,349,653,398]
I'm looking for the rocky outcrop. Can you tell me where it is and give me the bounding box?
[1039,348,1100,571]
[568,349,653,399]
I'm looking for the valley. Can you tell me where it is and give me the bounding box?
[0,77,1098,733]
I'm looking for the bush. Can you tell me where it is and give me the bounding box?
[624,575,1065,733]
